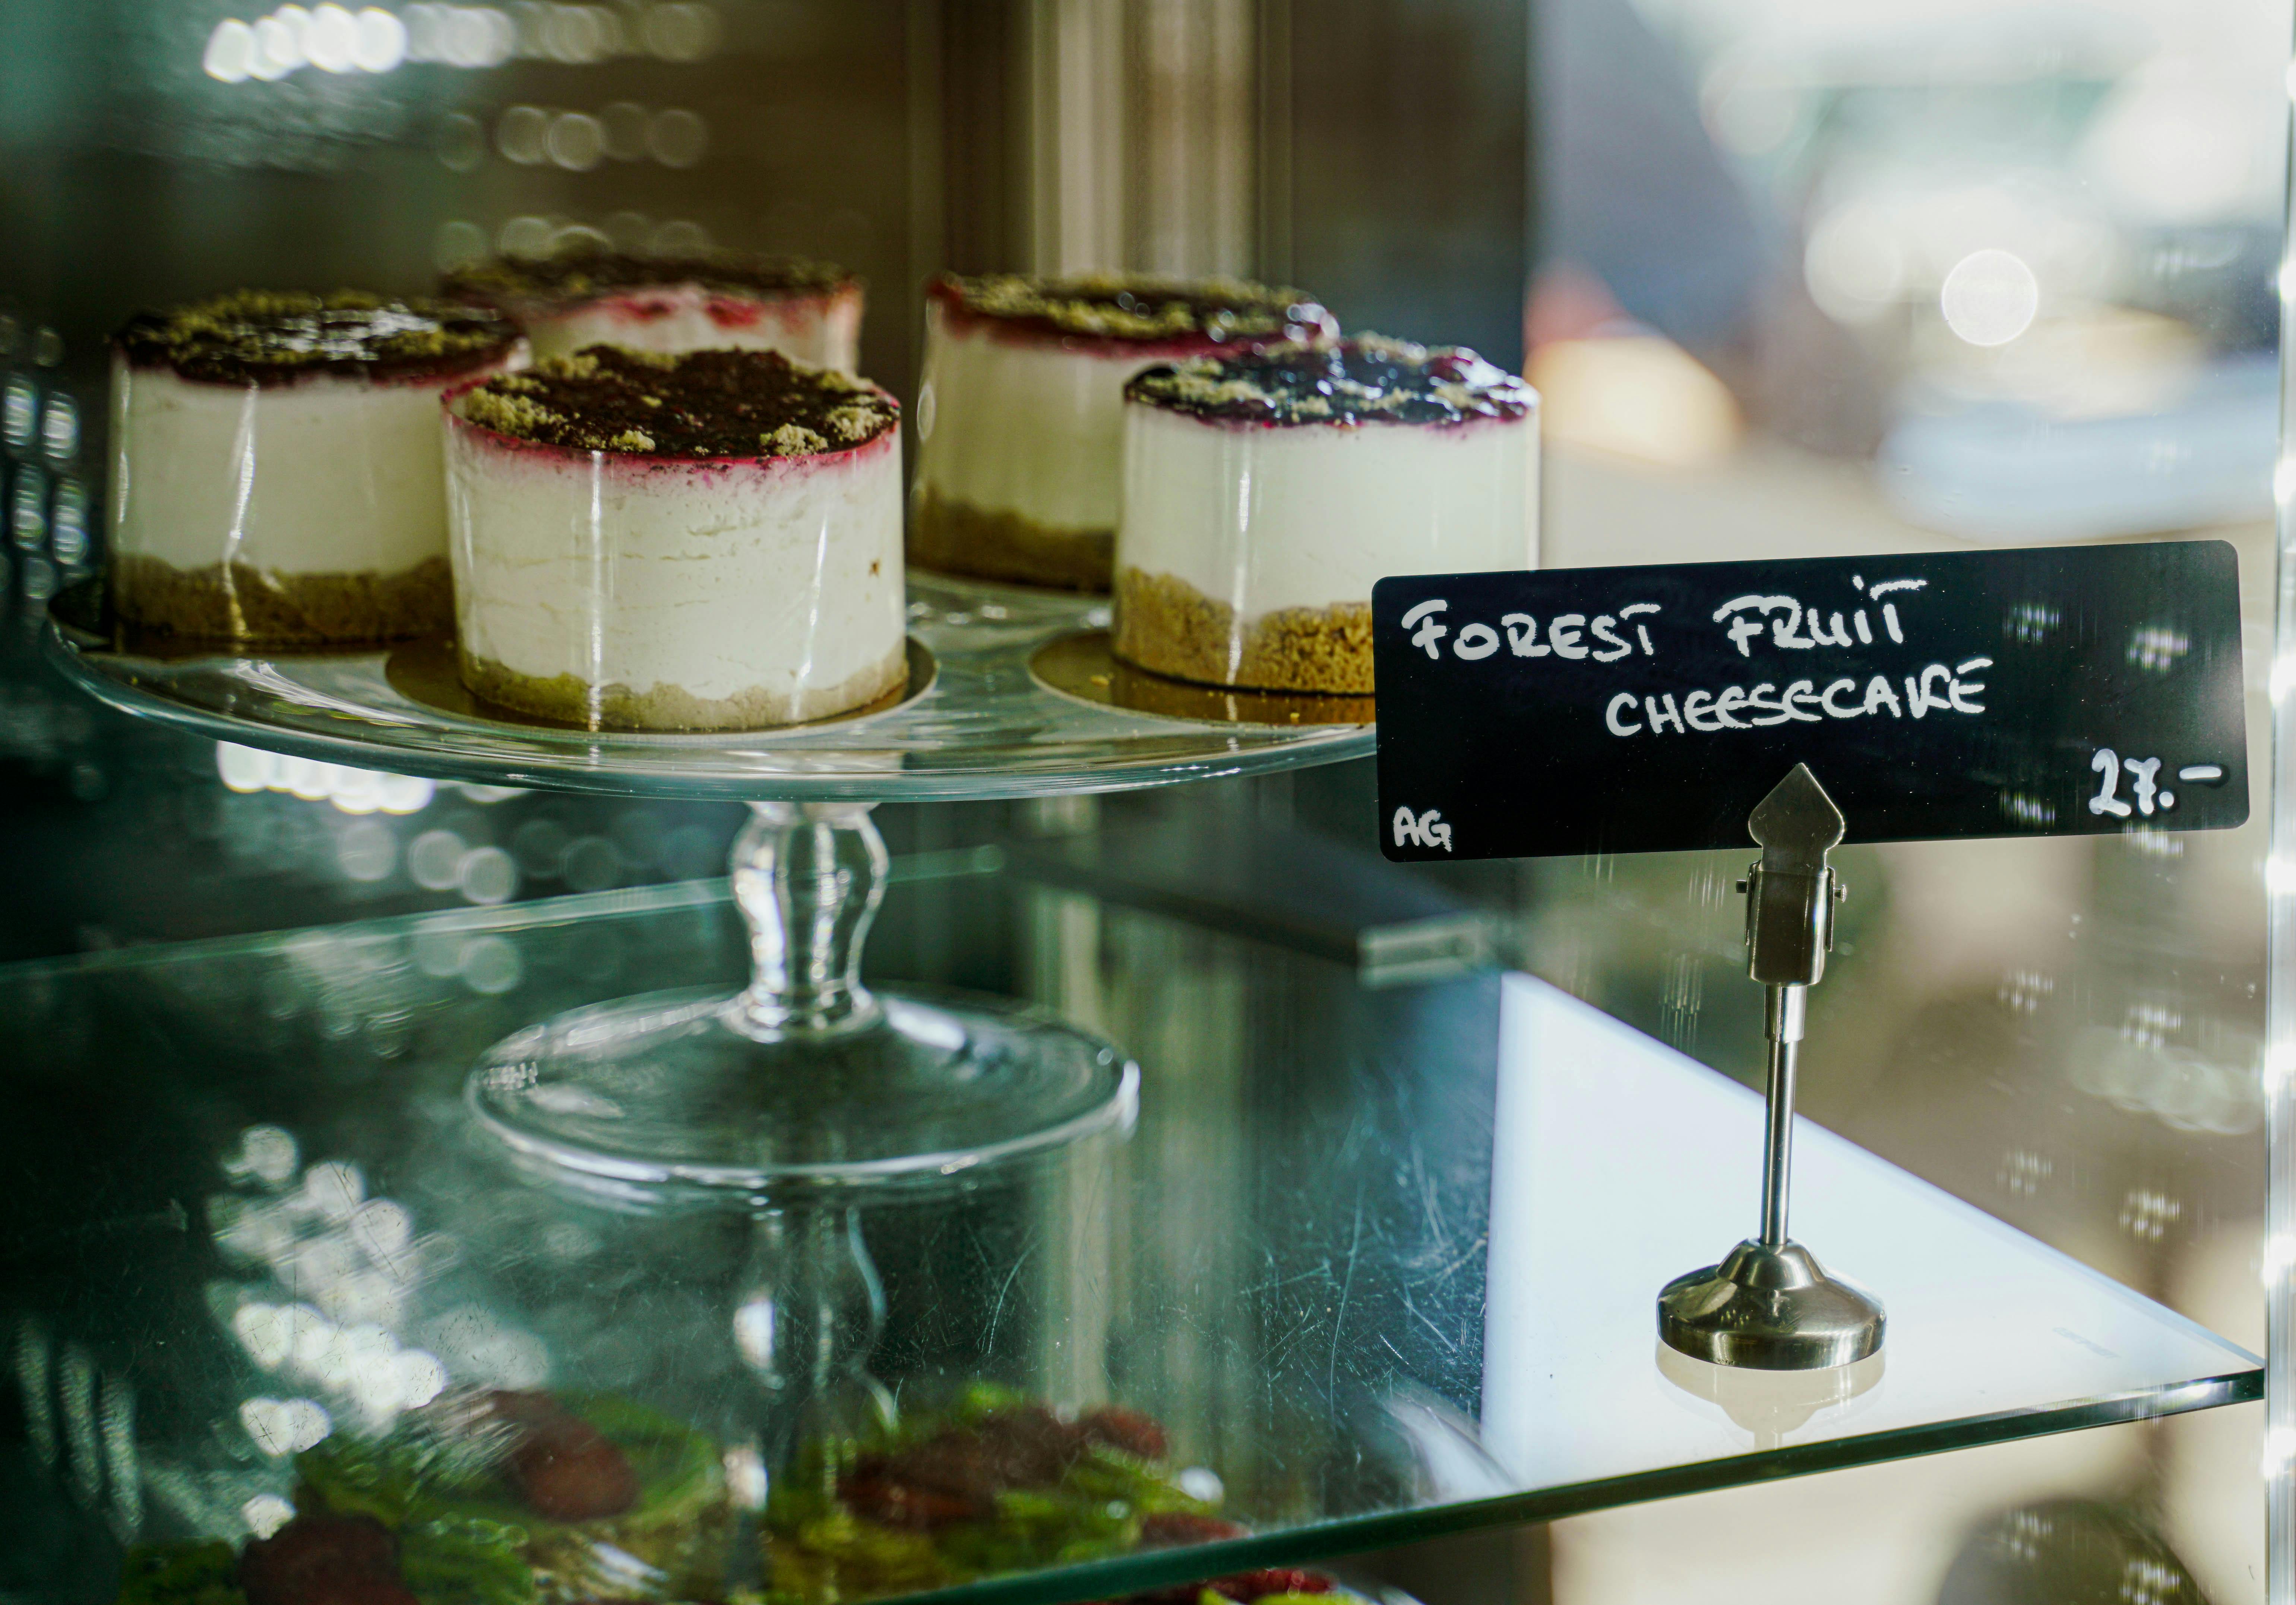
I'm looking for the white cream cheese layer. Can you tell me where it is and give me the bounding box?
[446,420,904,708]
[914,305,1184,533]
[526,284,862,372]
[109,356,510,575]
[1116,400,1541,614]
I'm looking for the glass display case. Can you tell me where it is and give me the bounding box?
[0,1,2290,1603]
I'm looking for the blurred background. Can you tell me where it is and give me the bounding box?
[0,0,2286,1600]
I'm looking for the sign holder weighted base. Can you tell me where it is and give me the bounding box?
[1657,765,1885,1371]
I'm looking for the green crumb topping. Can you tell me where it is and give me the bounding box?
[461,389,565,439]
[1125,334,1536,427]
[764,423,828,454]
[933,272,1334,344]
[115,290,519,386]
[444,249,853,308]
[824,403,882,442]
[454,345,896,458]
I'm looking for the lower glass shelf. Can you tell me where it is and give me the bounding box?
[0,856,2257,1604]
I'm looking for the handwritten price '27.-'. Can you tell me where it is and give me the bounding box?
[2088,751,2227,818]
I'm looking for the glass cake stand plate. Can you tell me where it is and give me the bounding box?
[38,574,1372,802]
[40,573,1360,1200]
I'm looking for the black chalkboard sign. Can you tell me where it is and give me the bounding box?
[1374,541,2248,862]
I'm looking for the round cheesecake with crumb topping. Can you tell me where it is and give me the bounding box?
[1114,337,1538,695]
[445,251,863,372]
[108,291,523,644]
[445,347,905,731]
[911,273,1336,592]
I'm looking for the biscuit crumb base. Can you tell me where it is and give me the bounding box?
[456,639,908,732]
[111,554,452,645]
[909,489,1112,593]
[1114,567,1373,695]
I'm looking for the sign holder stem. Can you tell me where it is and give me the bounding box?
[1760,982,1803,1248]
[1657,764,1885,1370]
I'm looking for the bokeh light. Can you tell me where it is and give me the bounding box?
[646,106,708,168]
[496,104,549,164]
[352,6,407,70]
[548,111,606,170]
[203,19,258,82]
[216,743,434,815]
[242,1493,295,1539]
[303,3,359,72]
[1939,249,2040,347]
[212,2,722,77]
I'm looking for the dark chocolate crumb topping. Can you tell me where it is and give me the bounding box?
[1124,335,1536,426]
[929,272,1334,345]
[444,250,854,309]
[115,291,521,386]
[456,345,898,458]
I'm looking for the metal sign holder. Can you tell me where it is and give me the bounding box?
[1657,764,1886,1371]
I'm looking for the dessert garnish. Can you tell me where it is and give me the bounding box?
[445,250,853,307]
[929,272,1330,345]
[1126,335,1536,426]
[457,347,896,458]
[114,291,518,386]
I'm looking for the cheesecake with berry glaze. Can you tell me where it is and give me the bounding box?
[911,273,1336,591]
[1114,336,1537,695]
[445,250,863,371]
[444,345,904,731]
[108,291,523,644]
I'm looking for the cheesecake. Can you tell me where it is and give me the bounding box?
[445,251,862,371]
[1114,336,1538,694]
[445,346,905,731]
[108,291,522,644]
[911,273,1335,591]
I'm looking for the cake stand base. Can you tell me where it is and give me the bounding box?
[467,801,1136,1206]
[470,987,1135,1203]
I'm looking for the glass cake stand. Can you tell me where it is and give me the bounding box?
[41,574,1375,1201]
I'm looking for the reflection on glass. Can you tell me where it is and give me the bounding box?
[1654,1342,1885,1451]
[216,742,435,815]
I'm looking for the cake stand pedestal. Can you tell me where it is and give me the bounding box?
[469,797,1139,1200]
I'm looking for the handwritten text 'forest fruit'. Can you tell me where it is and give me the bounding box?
[1396,575,1994,737]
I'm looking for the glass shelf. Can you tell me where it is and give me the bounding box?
[0,850,2256,1604]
